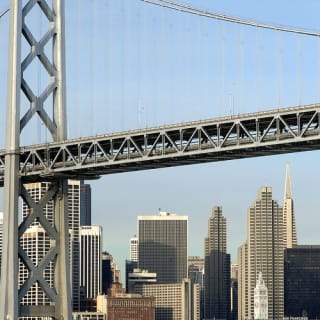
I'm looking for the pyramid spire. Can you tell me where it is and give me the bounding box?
[283,163,297,248]
[284,163,292,200]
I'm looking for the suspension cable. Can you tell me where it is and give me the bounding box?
[0,8,9,19]
[142,0,320,37]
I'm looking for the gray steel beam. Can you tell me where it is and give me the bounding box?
[0,103,318,185]
[0,1,22,319]
[0,0,71,318]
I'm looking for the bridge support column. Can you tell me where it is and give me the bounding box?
[54,179,72,319]
[0,0,71,318]
[0,0,22,318]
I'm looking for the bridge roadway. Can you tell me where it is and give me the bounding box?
[0,103,320,184]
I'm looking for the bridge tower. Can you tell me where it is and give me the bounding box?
[0,0,71,319]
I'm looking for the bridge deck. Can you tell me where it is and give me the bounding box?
[0,103,320,184]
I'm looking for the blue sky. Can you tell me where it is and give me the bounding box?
[1,0,320,279]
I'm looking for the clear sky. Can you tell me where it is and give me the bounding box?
[0,0,320,279]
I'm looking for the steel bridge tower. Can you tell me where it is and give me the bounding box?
[0,0,71,319]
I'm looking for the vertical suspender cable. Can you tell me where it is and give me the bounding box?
[101,1,108,133]
[256,27,263,111]
[152,10,158,127]
[238,25,245,115]
[120,0,125,131]
[218,21,225,115]
[203,15,209,120]
[296,34,302,106]
[137,1,142,130]
[107,1,113,133]
[143,3,148,129]
[90,1,95,135]
[276,31,283,108]
[74,0,80,138]
[127,1,132,130]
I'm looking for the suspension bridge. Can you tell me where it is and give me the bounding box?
[0,0,319,318]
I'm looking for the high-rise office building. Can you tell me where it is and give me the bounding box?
[138,211,188,284]
[19,224,55,307]
[80,225,102,310]
[283,164,297,248]
[230,264,238,320]
[19,180,84,311]
[284,245,320,319]
[204,206,230,320]
[239,187,284,319]
[80,182,91,226]
[238,242,248,320]
[68,180,82,310]
[130,235,139,262]
[102,251,114,294]
[188,257,204,320]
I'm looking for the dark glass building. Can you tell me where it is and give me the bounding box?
[284,245,320,319]
[204,206,230,320]
[138,211,188,284]
[102,251,114,294]
[80,182,91,226]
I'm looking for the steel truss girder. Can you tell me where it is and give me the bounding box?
[0,0,71,319]
[0,103,319,183]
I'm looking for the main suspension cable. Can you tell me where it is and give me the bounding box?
[0,8,9,19]
[142,0,320,37]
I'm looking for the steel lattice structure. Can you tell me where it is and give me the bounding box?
[0,0,71,319]
[0,103,319,185]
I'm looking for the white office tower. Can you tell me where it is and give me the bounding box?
[248,187,283,319]
[19,182,56,310]
[283,164,297,248]
[80,226,103,301]
[130,235,139,262]
[238,187,284,320]
[19,180,85,312]
[254,272,268,320]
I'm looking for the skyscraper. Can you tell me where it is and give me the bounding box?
[230,263,238,320]
[80,182,92,226]
[138,211,188,284]
[283,164,297,248]
[204,206,230,319]
[238,242,248,320]
[19,180,88,311]
[245,187,284,319]
[284,245,320,318]
[80,225,102,310]
[130,235,139,262]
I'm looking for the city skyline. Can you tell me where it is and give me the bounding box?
[0,1,319,318]
[92,158,320,278]
[0,0,320,285]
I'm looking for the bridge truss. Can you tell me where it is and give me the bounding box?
[0,0,320,319]
[0,103,319,184]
